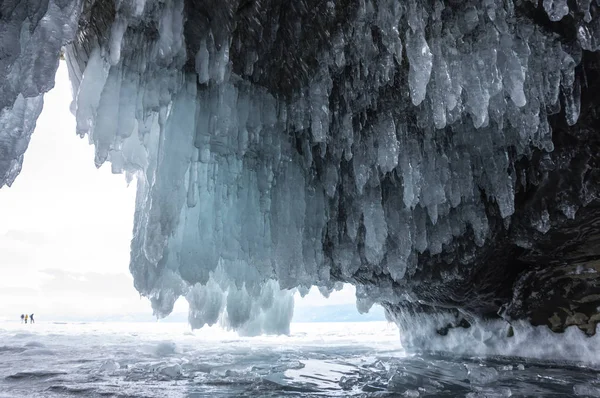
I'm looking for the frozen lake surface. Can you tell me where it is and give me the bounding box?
[1,321,600,397]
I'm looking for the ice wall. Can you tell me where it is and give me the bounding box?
[0,0,81,187]
[2,0,600,336]
[389,309,600,365]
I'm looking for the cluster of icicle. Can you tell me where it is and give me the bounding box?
[1,0,599,333]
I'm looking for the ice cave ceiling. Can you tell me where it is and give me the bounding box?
[2,0,600,339]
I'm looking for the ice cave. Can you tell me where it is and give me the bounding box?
[2,0,600,355]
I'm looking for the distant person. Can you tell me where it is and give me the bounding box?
[24,314,28,324]
[20,314,24,323]
[30,314,34,324]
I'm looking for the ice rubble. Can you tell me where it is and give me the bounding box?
[2,0,600,335]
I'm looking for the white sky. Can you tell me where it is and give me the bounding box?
[0,62,358,321]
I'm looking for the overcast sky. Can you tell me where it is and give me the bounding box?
[0,62,358,322]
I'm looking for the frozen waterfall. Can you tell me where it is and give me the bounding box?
[2,0,600,342]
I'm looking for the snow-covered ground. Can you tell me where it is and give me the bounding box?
[1,321,600,397]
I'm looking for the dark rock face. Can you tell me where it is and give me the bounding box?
[506,259,600,336]
[45,0,600,331]
[177,0,600,335]
[205,0,600,334]
[4,0,600,338]
[383,46,600,334]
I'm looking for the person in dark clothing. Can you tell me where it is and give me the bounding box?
[20,314,24,323]
[29,314,34,324]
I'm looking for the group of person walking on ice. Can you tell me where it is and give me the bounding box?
[20,314,34,324]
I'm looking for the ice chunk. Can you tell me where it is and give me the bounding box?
[99,359,120,373]
[154,342,177,357]
[465,364,499,385]
[156,363,182,379]
[543,0,569,22]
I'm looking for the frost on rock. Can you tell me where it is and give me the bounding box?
[3,0,600,339]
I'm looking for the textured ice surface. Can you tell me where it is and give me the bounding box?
[2,0,600,336]
[1,321,599,397]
